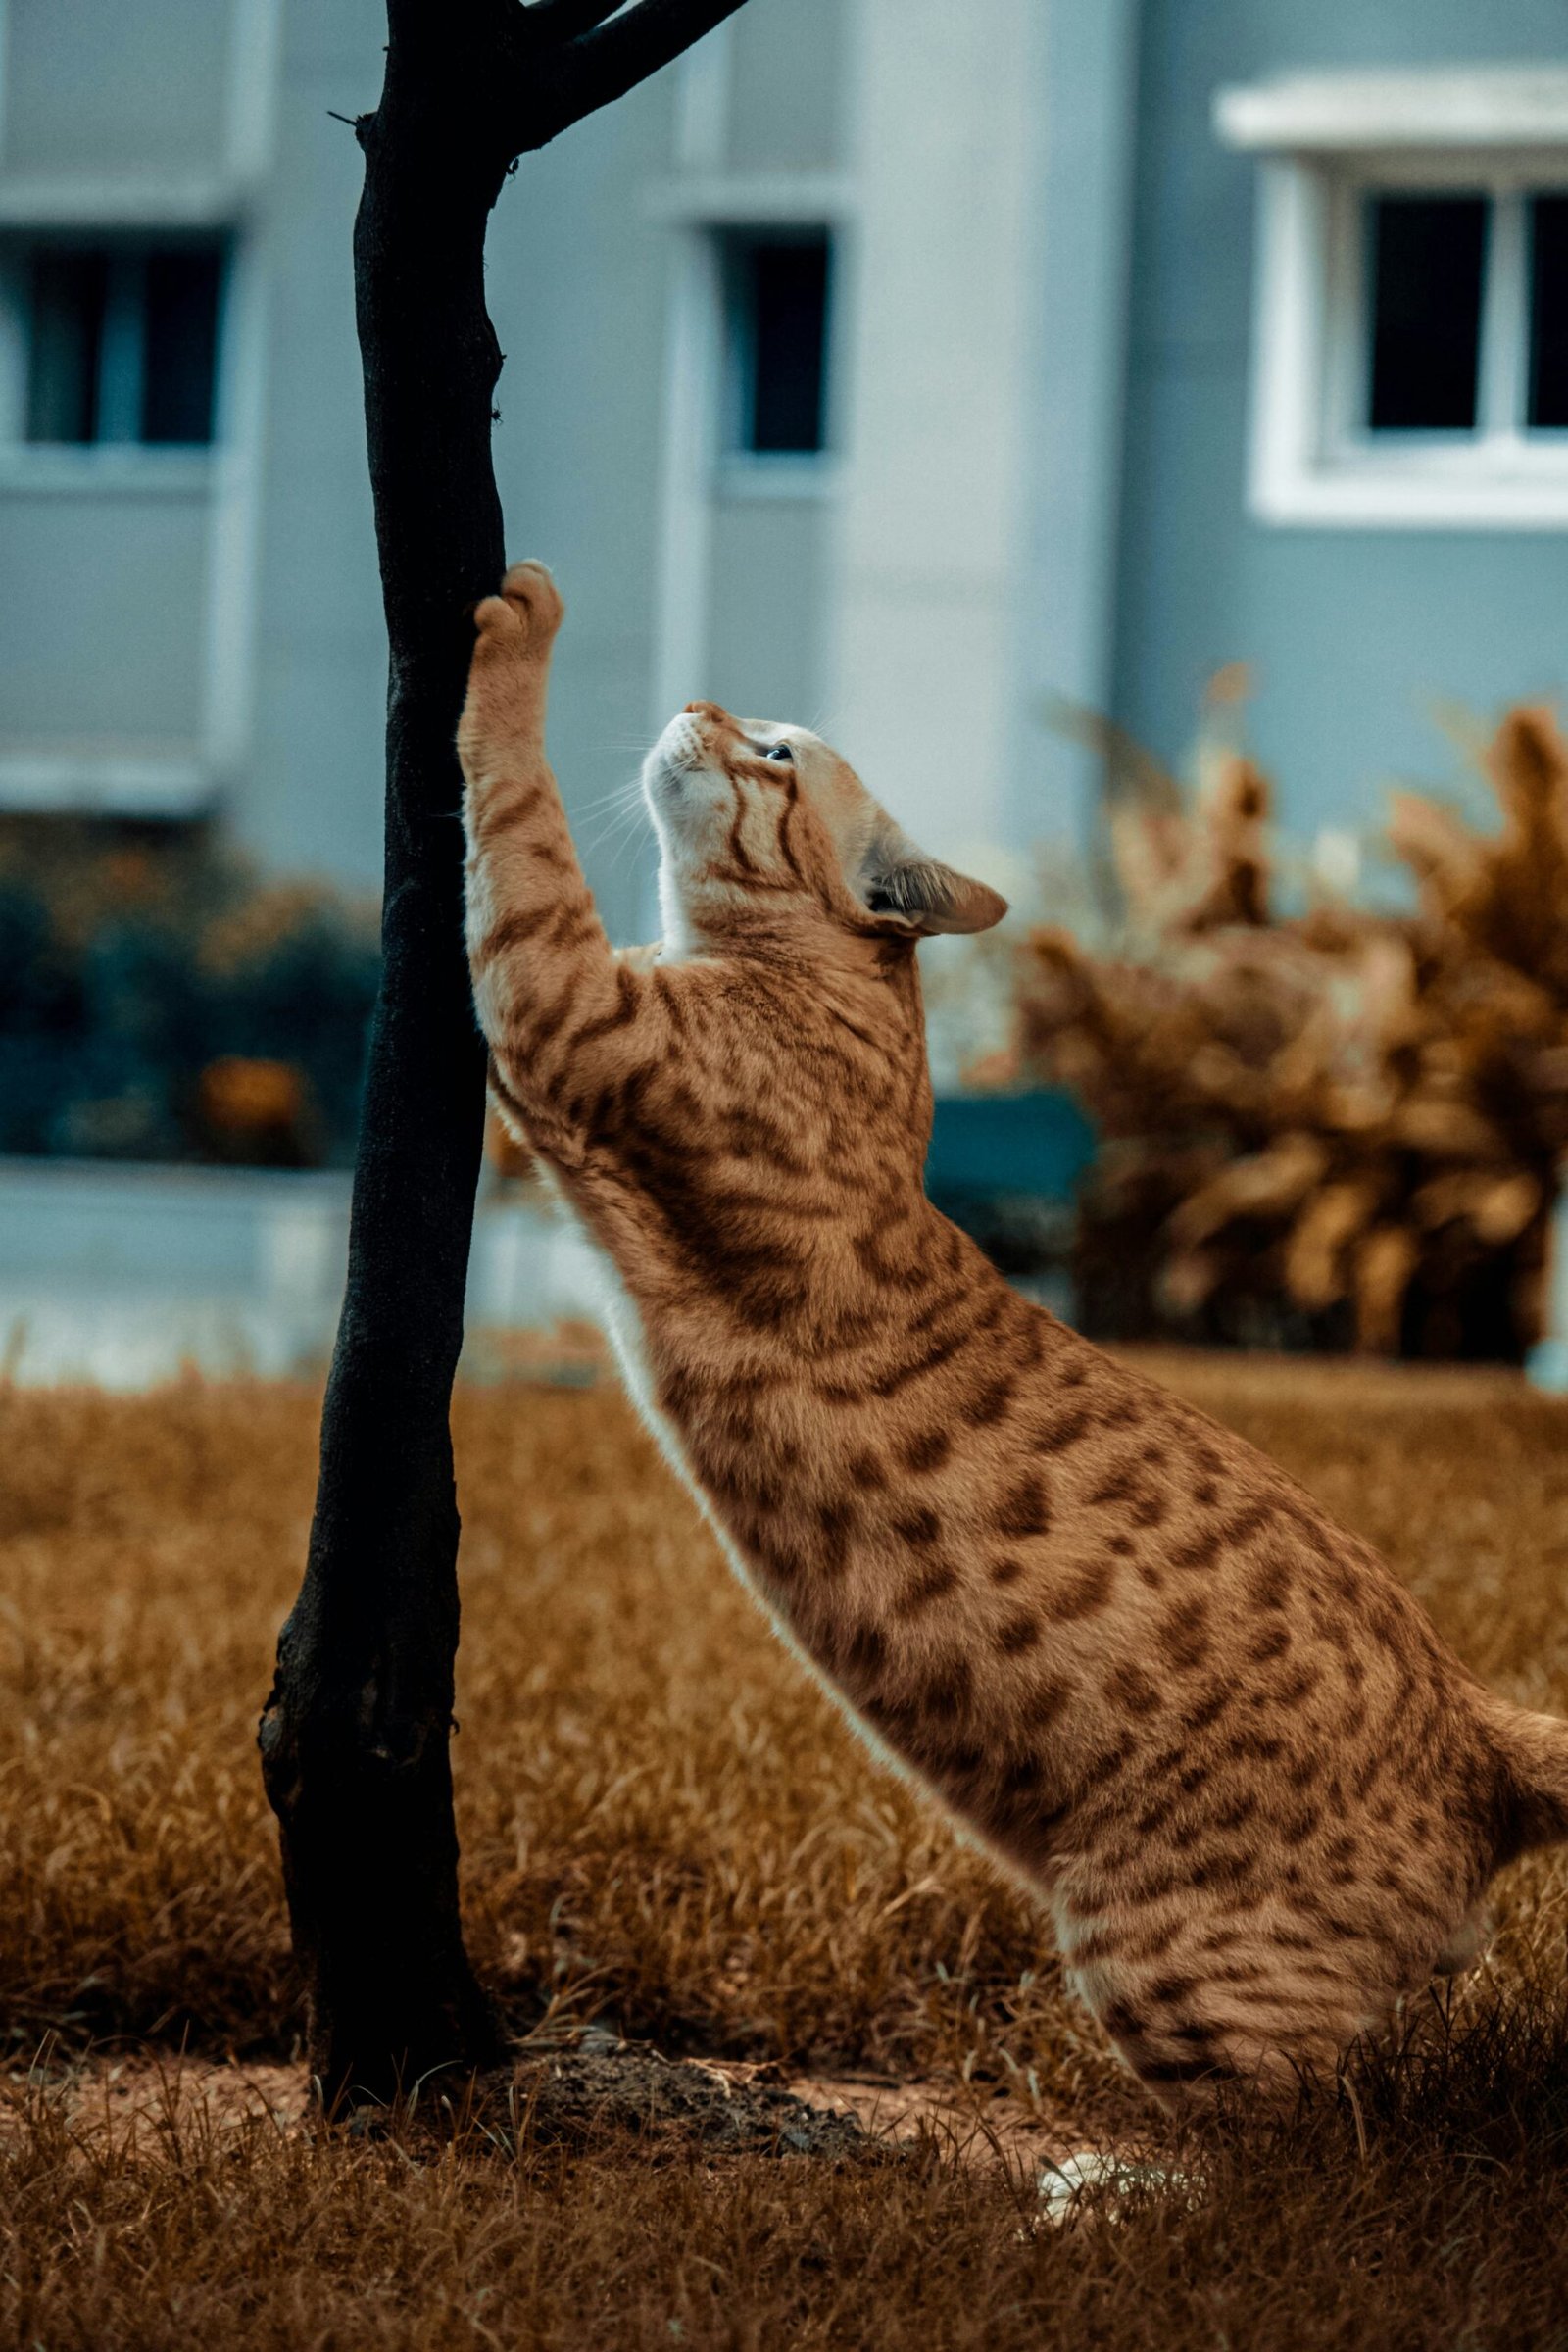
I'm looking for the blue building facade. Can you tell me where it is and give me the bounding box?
[2,0,1567,921]
[1109,3,1568,858]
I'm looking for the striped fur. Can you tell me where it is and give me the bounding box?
[459,562,1568,2107]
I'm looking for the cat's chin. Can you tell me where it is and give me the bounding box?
[645,711,708,790]
[649,749,699,784]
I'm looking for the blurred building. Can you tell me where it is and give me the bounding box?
[3,0,1568,943]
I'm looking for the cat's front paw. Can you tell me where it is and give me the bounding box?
[473,560,565,660]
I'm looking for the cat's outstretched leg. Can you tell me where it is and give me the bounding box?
[459,564,661,1156]
[462,557,565,768]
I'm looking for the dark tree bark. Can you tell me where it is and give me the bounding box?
[259,0,750,2112]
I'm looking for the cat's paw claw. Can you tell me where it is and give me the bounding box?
[488,559,564,651]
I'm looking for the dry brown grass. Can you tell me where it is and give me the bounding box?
[5,1360,1568,2345]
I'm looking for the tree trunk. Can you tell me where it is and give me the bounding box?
[259,0,750,2111]
[257,36,508,2113]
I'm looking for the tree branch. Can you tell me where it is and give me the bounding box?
[520,0,625,39]
[542,0,749,142]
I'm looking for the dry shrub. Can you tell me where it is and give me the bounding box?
[0,818,378,1164]
[4,1366,1568,2344]
[1021,709,1568,1356]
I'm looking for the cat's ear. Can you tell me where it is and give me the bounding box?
[861,823,1008,936]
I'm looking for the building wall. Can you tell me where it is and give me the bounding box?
[3,0,234,175]
[249,0,847,941]
[830,0,1042,872]
[725,0,844,173]
[0,0,1078,927]
[237,2,1568,907]
[0,0,250,814]
[243,0,381,893]
[1014,0,1141,850]
[29,0,1567,927]
[0,0,853,942]
[241,0,684,933]
[1111,0,1568,852]
[639,6,852,933]
[2,488,211,742]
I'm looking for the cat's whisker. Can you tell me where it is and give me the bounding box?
[572,776,648,821]
[600,814,657,887]
[574,787,652,854]
[585,837,653,894]
[580,798,653,862]
[579,809,645,853]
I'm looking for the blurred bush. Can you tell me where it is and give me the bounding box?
[0,821,379,1166]
[1019,706,1568,1361]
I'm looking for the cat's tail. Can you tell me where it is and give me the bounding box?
[1483,1695,1568,1851]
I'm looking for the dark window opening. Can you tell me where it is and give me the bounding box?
[725,231,831,456]
[23,238,225,448]
[141,250,223,443]
[25,250,108,443]
[1367,193,1486,432]
[1529,194,1568,429]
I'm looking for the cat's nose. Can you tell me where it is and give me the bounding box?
[683,701,732,728]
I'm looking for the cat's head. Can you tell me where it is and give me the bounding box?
[642,701,1006,955]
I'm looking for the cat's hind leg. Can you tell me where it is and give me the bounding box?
[1430,1904,1487,1979]
[1075,1936,1385,2111]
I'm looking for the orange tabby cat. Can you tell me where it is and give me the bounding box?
[459,561,1568,2104]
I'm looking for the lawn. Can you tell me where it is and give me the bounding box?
[4,1355,1568,2347]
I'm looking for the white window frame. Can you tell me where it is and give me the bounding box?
[645,172,848,499]
[713,220,837,496]
[1215,68,1568,527]
[0,233,230,476]
[0,0,282,819]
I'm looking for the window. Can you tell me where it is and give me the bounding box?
[1529,194,1568,427]
[1216,67,1568,525]
[21,239,225,449]
[1357,189,1568,440]
[720,229,832,466]
[1366,193,1487,431]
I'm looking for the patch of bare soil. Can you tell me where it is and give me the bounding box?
[24,2034,1104,2181]
[502,2033,876,2160]
[785,2069,1097,2175]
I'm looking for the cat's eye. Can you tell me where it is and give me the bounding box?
[764,743,795,763]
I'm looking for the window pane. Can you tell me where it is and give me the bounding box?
[740,236,830,455]
[1529,195,1568,428]
[25,249,108,442]
[139,247,222,443]
[1368,194,1486,432]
